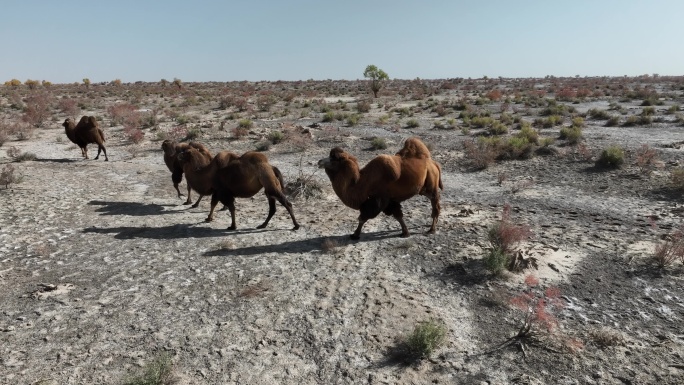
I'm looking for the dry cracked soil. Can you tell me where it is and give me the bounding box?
[1,78,684,384]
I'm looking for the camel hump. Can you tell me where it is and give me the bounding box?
[189,141,213,158]
[364,154,401,182]
[213,151,240,168]
[396,137,431,159]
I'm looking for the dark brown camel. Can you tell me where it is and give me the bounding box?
[177,148,299,231]
[62,116,108,161]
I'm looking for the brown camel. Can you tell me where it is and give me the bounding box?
[62,116,108,161]
[177,148,299,231]
[161,140,212,206]
[318,137,442,239]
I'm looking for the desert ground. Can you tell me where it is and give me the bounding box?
[1,76,683,384]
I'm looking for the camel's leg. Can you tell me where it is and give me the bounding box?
[427,190,441,234]
[223,196,237,230]
[184,192,197,205]
[81,147,88,159]
[171,171,184,199]
[273,192,300,230]
[191,194,204,208]
[95,143,108,161]
[257,195,277,229]
[353,197,386,240]
[206,194,221,223]
[385,201,410,238]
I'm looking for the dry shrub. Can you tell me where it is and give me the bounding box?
[321,238,340,253]
[652,227,684,268]
[124,127,145,144]
[22,92,52,127]
[485,204,533,275]
[634,144,660,175]
[671,168,684,192]
[501,275,581,355]
[107,103,138,126]
[463,139,497,170]
[0,164,18,188]
[589,327,625,348]
[58,98,81,117]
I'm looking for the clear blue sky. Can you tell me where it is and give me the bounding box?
[2,0,682,83]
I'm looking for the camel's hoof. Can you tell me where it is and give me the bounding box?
[349,234,360,240]
[399,233,410,238]
[183,201,192,205]
[256,224,267,229]
[292,225,300,231]
[426,229,436,235]
[191,203,200,209]
[227,226,236,231]
[205,217,213,223]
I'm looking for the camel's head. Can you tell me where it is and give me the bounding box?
[161,139,176,155]
[317,147,349,171]
[62,118,74,129]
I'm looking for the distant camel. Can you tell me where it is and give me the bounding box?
[177,148,299,231]
[161,140,212,206]
[318,137,442,239]
[62,116,108,161]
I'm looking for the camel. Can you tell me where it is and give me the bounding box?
[161,140,212,206]
[62,116,108,161]
[177,148,300,231]
[318,137,442,239]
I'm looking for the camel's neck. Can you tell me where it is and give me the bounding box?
[64,125,77,143]
[326,161,365,210]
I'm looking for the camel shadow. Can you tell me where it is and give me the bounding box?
[428,259,493,287]
[88,200,176,216]
[205,231,399,257]
[32,158,78,163]
[82,223,227,240]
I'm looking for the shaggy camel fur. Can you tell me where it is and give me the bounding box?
[161,140,212,206]
[318,137,442,239]
[177,148,299,231]
[62,116,108,161]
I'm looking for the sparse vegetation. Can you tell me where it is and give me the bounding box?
[398,319,447,361]
[122,353,178,385]
[596,145,625,169]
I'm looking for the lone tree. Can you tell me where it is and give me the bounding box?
[363,65,389,98]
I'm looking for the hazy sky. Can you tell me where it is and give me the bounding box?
[2,1,682,83]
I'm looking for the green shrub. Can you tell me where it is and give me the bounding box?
[346,114,360,126]
[559,126,582,144]
[671,168,684,190]
[605,116,620,127]
[488,121,508,135]
[370,137,387,150]
[405,118,420,128]
[504,137,533,159]
[268,130,284,144]
[571,117,585,128]
[238,119,253,129]
[517,124,539,144]
[122,353,176,385]
[401,319,447,360]
[596,145,625,169]
[588,108,611,120]
[321,111,334,122]
[256,141,271,151]
[484,247,509,276]
[543,115,563,128]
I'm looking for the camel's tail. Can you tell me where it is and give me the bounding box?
[98,127,106,142]
[272,166,285,190]
[435,161,443,190]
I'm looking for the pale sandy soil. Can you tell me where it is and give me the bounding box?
[1,78,684,384]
